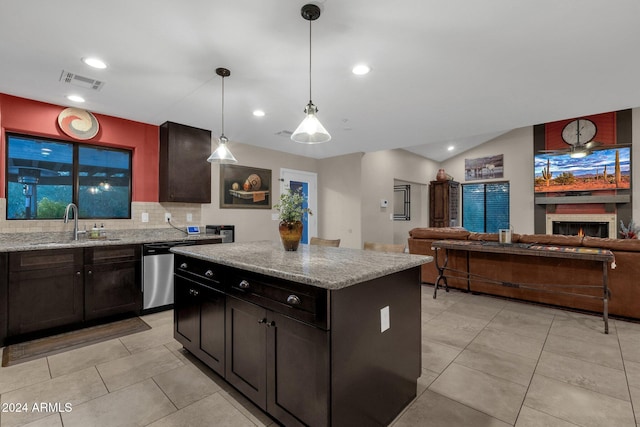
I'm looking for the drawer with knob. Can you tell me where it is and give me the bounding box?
[174,254,224,287]
[227,269,327,329]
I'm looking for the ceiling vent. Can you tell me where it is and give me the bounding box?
[59,70,105,91]
[275,130,293,137]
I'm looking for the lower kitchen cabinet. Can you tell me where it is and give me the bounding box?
[5,244,143,344]
[8,249,84,336]
[174,274,225,375]
[84,245,141,321]
[225,296,329,427]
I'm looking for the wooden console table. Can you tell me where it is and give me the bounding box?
[431,240,615,334]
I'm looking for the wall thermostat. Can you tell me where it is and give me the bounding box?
[187,226,201,235]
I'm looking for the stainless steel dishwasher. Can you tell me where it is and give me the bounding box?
[142,241,197,311]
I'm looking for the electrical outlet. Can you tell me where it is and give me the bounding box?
[165,213,171,222]
[186,213,193,222]
[141,212,149,223]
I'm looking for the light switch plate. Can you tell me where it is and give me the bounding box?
[141,212,149,223]
[380,306,390,332]
[165,213,171,222]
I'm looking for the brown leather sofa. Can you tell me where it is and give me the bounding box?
[408,227,640,320]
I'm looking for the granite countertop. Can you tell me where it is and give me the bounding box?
[172,240,433,290]
[0,228,222,252]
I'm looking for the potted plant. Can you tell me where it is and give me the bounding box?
[274,188,312,251]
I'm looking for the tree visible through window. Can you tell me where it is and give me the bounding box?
[462,182,510,232]
[6,134,132,220]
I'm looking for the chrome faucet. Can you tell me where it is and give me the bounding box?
[63,203,86,240]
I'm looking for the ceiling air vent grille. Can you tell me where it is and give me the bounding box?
[59,70,105,91]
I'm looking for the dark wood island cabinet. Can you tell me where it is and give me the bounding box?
[173,241,431,427]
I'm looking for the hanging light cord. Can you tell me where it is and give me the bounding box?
[220,75,225,138]
[308,17,312,103]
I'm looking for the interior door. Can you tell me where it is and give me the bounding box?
[280,169,317,244]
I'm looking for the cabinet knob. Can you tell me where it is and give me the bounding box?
[287,294,301,305]
[205,270,214,277]
[266,320,276,327]
[193,290,199,296]
[239,280,250,289]
[87,270,93,275]
[180,263,188,269]
[76,271,81,276]
[257,318,267,324]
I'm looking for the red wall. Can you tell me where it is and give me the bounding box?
[0,94,159,201]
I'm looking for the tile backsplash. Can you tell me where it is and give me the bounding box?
[0,199,203,233]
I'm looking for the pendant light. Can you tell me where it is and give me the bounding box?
[207,67,238,163]
[291,4,331,144]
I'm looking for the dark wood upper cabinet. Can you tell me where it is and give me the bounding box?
[159,121,212,203]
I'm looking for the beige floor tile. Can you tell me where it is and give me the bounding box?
[456,342,537,386]
[536,351,630,401]
[140,310,174,328]
[619,337,640,364]
[0,357,50,394]
[217,388,276,426]
[524,374,635,427]
[0,367,107,427]
[502,300,564,318]
[392,389,511,427]
[152,364,222,409]
[47,339,130,378]
[421,339,461,374]
[472,327,545,360]
[629,385,640,422]
[624,359,640,389]
[96,345,184,391]
[422,311,487,348]
[444,299,503,321]
[544,332,624,370]
[515,405,581,427]
[22,414,63,427]
[118,323,176,354]
[487,309,553,340]
[148,392,256,427]
[549,312,617,344]
[61,379,176,427]
[429,363,527,424]
[417,370,438,396]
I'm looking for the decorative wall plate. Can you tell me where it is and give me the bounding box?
[57,107,99,140]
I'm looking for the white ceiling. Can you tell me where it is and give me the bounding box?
[1,0,639,162]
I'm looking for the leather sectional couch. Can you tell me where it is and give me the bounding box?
[408,227,640,320]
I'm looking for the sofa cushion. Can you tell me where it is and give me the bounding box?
[517,234,584,246]
[409,227,470,240]
[582,236,640,252]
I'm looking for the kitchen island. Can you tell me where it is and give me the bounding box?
[171,241,432,427]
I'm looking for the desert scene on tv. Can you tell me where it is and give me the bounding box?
[534,148,630,193]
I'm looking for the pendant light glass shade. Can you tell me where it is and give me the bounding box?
[207,67,237,164]
[292,4,331,144]
[291,102,331,144]
[207,135,237,163]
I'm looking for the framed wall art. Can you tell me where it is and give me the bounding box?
[464,154,504,181]
[220,164,272,209]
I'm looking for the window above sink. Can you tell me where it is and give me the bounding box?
[6,133,132,220]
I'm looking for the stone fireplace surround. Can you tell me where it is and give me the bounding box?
[546,213,617,239]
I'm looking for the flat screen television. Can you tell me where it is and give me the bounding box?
[534,147,630,193]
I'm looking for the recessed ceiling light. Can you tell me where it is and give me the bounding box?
[352,64,371,75]
[253,110,265,117]
[447,145,455,151]
[66,94,85,103]
[82,57,107,69]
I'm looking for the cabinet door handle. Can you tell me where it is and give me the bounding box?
[266,320,276,327]
[76,271,81,276]
[205,270,214,278]
[180,263,188,269]
[192,290,199,296]
[287,294,301,305]
[257,318,267,324]
[239,280,250,289]
[87,270,93,275]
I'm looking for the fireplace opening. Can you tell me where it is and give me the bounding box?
[552,221,608,238]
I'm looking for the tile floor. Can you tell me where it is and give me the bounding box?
[0,286,638,426]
